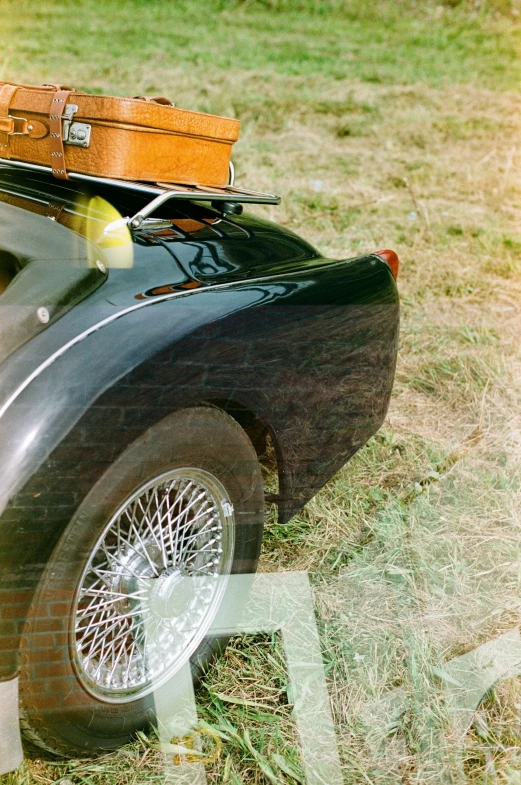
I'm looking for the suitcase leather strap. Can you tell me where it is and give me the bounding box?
[0,84,50,156]
[0,84,24,155]
[49,89,73,180]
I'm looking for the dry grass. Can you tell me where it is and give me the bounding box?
[2,1,521,782]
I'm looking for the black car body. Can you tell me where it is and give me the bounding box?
[0,163,399,758]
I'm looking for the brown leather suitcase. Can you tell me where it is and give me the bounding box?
[0,81,240,186]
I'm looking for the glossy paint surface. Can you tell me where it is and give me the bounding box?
[0,168,399,677]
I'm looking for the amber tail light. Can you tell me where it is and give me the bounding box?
[375,249,400,280]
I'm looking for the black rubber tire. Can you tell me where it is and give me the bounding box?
[19,407,264,758]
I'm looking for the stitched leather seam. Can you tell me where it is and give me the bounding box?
[48,89,71,180]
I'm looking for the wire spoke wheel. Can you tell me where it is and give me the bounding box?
[20,407,264,757]
[72,468,235,703]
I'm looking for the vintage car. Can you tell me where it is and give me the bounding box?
[0,161,399,759]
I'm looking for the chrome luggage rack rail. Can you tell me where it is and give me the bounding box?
[0,159,281,228]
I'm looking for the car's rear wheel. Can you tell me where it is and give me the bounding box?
[19,407,264,757]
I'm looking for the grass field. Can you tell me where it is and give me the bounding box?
[1,0,521,782]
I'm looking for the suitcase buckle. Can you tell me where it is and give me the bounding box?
[5,115,29,135]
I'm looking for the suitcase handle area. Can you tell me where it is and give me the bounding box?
[41,83,75,91]
[134,95,175,107]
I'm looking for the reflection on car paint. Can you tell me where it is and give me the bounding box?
[0,165,399,764]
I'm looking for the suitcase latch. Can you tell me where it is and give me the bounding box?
[66,122,91,148]
[62,104,91,148]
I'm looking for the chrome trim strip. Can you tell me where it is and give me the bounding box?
[0,289,194,421]
[0,262,342,420]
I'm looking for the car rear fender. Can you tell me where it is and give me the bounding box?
[0,254,398,678]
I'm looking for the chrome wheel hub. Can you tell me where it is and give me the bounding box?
[72,468,235,703]
[149,568,195,619]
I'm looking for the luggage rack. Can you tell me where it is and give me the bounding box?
[1,159,281,229]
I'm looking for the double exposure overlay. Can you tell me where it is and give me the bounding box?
[1,1,521,783]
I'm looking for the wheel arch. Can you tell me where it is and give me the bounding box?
[202,397,285,503]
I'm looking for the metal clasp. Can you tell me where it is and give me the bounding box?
[67,122,91,148]
[61,104,78,142]
[62,105,91,148]
[5,115,29,135]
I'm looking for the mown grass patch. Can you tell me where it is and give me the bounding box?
[1,0,521,91]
